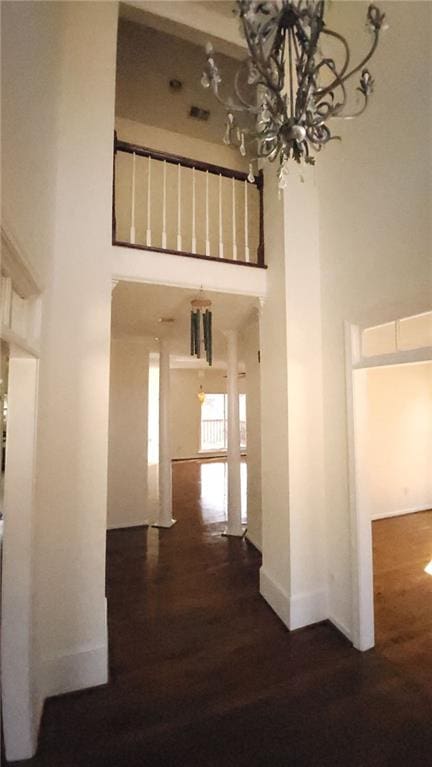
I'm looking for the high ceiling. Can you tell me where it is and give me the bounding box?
[111,280,258,365]
[116,13,246,147]
[120,2,243,58]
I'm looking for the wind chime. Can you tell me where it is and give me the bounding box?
[190,294,212,366]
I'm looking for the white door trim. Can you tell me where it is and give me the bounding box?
[1,228,42,761]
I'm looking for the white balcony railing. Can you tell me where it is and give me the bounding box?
[113,134,265,268]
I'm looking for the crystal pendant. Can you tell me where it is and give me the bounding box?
[278,160,289,190]
[201,72,210,89]
[247,164,255,183]
[240,132,246,157]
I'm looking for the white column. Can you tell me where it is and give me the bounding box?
[224,329,243,536]
[154,337,175,527]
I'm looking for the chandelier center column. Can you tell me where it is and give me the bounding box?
[224,329,243,537]
[154,336,176,528]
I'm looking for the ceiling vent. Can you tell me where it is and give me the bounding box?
[189,106,210,121]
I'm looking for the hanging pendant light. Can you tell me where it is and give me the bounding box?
[201,1,387,183]
[190,293,213,366]
[197,385,206,405]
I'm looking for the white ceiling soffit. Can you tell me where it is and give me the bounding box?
[111,280,258,362]
[120,1,246,60]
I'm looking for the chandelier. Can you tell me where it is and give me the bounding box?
[201,1,386,184]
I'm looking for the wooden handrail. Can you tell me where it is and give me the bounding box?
[115,135,261,185]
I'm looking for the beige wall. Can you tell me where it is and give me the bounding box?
[365,364,432,519]
[171,367,246,460]
[108,338,150,528]
[317,1,432,633]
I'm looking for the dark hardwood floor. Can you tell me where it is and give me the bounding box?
[10,464,432,766]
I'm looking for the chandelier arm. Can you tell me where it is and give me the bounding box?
[309,70,348,126]
[241,14,283,93]
[314,28,351,94]
[212,88,254,115]
[317,27,379,97]
[288,27,295,119]
[333,89,369,120]
[233,64,262,111]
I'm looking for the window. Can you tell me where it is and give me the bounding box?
[200,394,246,452]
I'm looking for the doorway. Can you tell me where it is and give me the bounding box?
[346,315,432,653]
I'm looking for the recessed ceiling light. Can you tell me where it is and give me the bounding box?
[169,79,182,92]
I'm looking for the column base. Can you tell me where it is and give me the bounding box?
[222,526,246,538]
[152,518,177,529]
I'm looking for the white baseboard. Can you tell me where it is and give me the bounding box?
[40,642,108,699]
[289,587,328,630]
[329,614,352,643]
[107,519,151,530]
[245,529,262,552]
[259,568,328,630]
[260,567,290,627]
[371,504,432,521]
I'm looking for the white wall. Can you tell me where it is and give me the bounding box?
[259,168,292,624]
[259,161,328,631]
[170,367,246,460]
[32,0,118,718]
[365,364,432,520]
[317,0,432,637]
[1,0,62,286]
[1,2,63,759]
[108,337,150,528]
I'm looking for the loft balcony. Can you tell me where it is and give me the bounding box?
[112,133,266,270]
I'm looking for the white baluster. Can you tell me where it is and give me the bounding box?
[162,159,167,249]
[205,171,210,256]
[232,176,237,261]
[244,179,250,263]
[218,174,224,259]
[177,163,182,252]
[130,152,136,244]
[146,155,152,247]
[192,167,197,254]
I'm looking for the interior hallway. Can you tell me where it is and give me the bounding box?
[11,463,432,767]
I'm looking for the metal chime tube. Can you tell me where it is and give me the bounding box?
[190,304,213,366]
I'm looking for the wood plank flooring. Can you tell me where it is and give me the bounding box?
[373,509,432,691]
[9,464,432,766]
